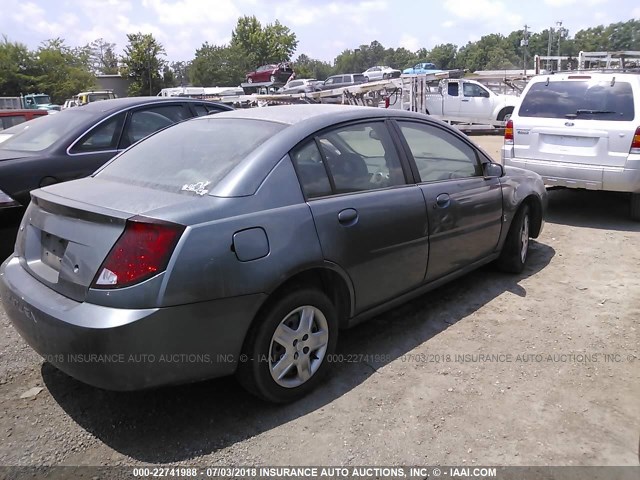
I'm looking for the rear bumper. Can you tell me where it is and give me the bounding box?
[0,255,266,391]
[503,153,640,193]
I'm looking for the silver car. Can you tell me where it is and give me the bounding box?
[1,105,547,402]
[502,71,640,220]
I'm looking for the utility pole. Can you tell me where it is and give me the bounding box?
[521,24,529,75]
[546,25,553,71]
[556,20,564,70]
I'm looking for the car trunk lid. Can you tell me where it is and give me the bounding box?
[15,178,195,302]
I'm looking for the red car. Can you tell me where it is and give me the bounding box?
[0,109,48,131]
[245,62,294,84]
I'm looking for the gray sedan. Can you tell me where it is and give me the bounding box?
[0,105,547,402]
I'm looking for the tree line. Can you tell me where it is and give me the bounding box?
[0,17,638,103]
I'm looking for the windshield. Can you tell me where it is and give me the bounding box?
[88,93,115,102]
[97,117,286,193]
[33,96,51,105]
[518,80,635,121]
[0,110,89,152]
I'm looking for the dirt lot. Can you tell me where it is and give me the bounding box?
[0,134,638,468]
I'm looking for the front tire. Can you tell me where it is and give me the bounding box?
[496,204,530,273]
[246,77,253,83]
[236,288,338,403]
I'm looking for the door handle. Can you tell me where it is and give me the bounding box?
[337,208,358,226]
[461,99,470,102]
[435,194,451,209]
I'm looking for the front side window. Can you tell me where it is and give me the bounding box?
[316,122,405,193]
[397,121,482,182]
[463,83,489,97]
[518,80,635,121]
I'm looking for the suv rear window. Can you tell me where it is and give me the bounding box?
[97,118,285,193]
[518,80,635,121]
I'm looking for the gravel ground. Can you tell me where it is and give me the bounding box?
[0,135,638,469]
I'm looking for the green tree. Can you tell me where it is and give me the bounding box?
[382,47,418,70]
[120,33,166,96]
[292,53,332,80]
[189,42,248,86]
[428,43,458,70]
[170,61,191,86]
[0,36,38,96]
[33,38,95,104]
[230,15,298,67]
[88,38,119,74]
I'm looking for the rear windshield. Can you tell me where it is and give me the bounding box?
[0,110,88,151]
[97,117,285,193]
[518,80,635,121]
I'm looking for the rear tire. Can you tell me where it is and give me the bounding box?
[631,193,640,221]
[270,75,276,83]
[497,107,513,122]
[236,288,338,403]
[496,204,530,273]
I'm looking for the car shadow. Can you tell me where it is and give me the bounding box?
[546,188,640,232]
[42,241,555,464]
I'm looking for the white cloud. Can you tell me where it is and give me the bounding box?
[399,34,419,51]
[443,0,522,35]
[276,0,387,27]
[141,0,241,25]
[542,0,577,5]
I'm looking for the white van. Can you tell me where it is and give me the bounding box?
[501,71,640,220]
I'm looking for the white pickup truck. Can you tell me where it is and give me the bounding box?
[402,78,519,126]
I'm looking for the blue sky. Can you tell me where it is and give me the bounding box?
[1,0,638,63]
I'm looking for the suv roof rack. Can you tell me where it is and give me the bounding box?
[546,67,640,75]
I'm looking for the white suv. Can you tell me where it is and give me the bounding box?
[502,71,640,220]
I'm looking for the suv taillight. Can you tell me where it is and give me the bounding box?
[631,127,640,155]
[92,217,185,289]
[504,119,514,145]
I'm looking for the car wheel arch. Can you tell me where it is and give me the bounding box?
[521,194,543,238]
[258,266,354,331]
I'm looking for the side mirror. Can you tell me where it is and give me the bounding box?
[483,162,504,178]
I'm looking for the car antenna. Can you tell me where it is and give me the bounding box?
[610,76,616,87]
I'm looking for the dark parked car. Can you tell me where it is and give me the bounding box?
[0,97,232,228]
[245,63,294,83]
[0,105,547,403]
[320,73,367,90]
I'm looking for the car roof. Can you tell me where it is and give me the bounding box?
[530,71,640,81]
[77,96,225,114]
[193,104,376,125]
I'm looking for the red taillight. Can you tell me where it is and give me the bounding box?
[504,119,514,144]
[630,126,640,154]
[92,217,185,289]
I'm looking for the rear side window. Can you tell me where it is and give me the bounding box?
[518,80,635,121]
[353,75,366,83]
[71,112,125,153]
[98,118,284,193]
